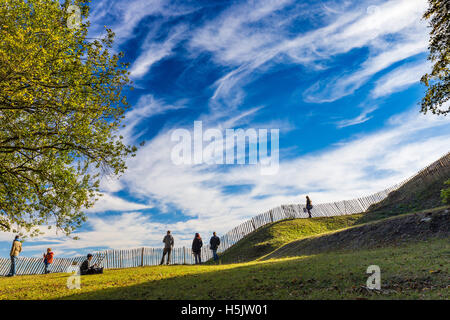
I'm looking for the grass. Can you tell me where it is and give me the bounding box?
[0,237,448,300]
[218,213,363,263]
[360,175,450,224]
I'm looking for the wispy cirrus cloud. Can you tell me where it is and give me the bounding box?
[371,60,430,98]
[129,24,187,78]
[335,106,378,128]
[189,0,429,106]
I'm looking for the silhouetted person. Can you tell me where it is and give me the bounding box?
[192,233,203,264]
[306,196,313,218]
[43,248,54,274]
[80,253,103,275]
[160,230,174,265]
[210,232,220,262]
[8,235,22,277]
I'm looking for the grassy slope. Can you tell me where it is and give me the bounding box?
[217,214,363,263]
[358,169,450,224]
[0,238,448,300]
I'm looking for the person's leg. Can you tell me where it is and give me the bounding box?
[160,248,167,265]
[166,248,172,265]
[44,262,48,274]
[12,256,17,276]
[194,253,198,264]
[212,250,218,261]
[8,256,16,276]
[198,254,202,264]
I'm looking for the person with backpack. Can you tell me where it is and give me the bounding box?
[160,230,174,265]
[192,233,203,264]
[43,248,54,274]
[209,232,220,262]
[8,235,22,277]
[306,195,313,218]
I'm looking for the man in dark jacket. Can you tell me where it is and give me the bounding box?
[209,232,220,261]
[80,254,103,275]
[306,196,313,218]
[160,231,174,265]
[192,233,203,264]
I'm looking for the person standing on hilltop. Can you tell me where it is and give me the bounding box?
[160,230,174,265]
[209,232,221,262]
[306,196,313,218]
[192,233,203,264]
[43,248,54,274]
[8,235,22,277]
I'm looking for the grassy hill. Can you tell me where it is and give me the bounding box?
[216,213,363,263]
[0,237,447,300]
[359,158,450,224]
[0,155,448,300]
[1,208,448,300]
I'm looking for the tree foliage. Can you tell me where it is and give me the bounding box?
[0,0,135,237]
[442,179,450,204]
[421,0,450,115]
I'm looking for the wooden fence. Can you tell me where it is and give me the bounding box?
[1,152,449,276]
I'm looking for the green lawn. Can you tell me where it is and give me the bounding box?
[1,237,448,300]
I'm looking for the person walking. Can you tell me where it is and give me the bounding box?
[306,195,313,218]
[160,230,174,265]
[8,235,22,277]
[209,232,220,262]
[192,233,203,264]
[43,248,54,274]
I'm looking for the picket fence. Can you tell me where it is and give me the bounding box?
[1,152,449,276]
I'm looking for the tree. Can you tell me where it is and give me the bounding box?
[0,0,136,237]
[421,0,450,115]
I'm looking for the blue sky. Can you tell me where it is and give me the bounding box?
[1,0,450,257]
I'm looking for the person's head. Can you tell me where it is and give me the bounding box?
[87,253,93,261]
[47,248,52,253]
[195,233,201,239]
[306,195,310,200]
[14,235,19,241]
[213,232,216,236]
[167,230,171,235]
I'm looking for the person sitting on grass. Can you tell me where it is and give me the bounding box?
[80,253,103,275]
[43,248,54,274]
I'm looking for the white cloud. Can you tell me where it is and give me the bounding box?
[87,193,153,213]
[335,106,377,128]
[371,61,430,98]
[129,25,187,78]
[189,0,429,106]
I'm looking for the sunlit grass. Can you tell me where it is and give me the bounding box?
[0,238,448,300]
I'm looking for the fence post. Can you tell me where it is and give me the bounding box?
[183,247,186,265]
[141,247,144,267]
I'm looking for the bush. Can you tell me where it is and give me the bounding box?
[441,179,450,204]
